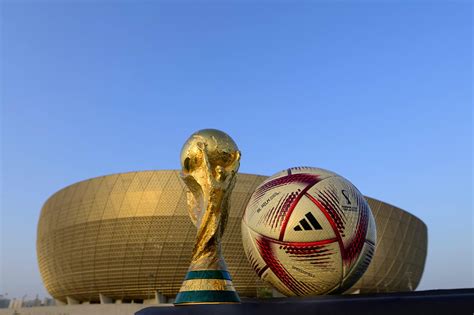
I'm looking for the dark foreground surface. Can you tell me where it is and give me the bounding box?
[136,288,474,315]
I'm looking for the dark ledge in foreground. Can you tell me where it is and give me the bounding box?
[136,288,474,315]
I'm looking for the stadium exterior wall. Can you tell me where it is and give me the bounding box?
[37,170,427,303]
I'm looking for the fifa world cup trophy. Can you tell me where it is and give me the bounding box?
[174,129,241,305]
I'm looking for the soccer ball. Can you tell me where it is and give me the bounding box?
[242,167,376,296]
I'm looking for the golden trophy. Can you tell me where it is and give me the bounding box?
[174,129,241,305]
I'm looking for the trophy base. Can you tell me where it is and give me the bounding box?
[174,270,241,305]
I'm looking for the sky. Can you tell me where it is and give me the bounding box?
[1,0,472,299]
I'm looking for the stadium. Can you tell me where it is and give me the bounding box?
[37,170,428,304]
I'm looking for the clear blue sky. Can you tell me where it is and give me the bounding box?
[1,1,472,299]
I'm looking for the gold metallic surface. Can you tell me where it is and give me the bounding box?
[176,129,240,303]
[179,129,240,271]
[179,279,235,291]
[37,171,427,302]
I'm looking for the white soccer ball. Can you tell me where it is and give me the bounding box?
[242,167,376,296]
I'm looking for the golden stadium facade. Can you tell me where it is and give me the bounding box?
[37,170,428,304]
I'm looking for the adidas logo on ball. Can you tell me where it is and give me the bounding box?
[293,212,323,231]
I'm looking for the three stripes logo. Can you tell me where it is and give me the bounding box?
[293,212,323,231]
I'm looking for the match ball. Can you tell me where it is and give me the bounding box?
[242,167,376,296]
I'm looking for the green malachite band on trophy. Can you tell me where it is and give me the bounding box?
[184,270,232,281]
[174,270,240,304]
[174,290,241,304]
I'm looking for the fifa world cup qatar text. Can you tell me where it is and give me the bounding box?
[242,167,376,296]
